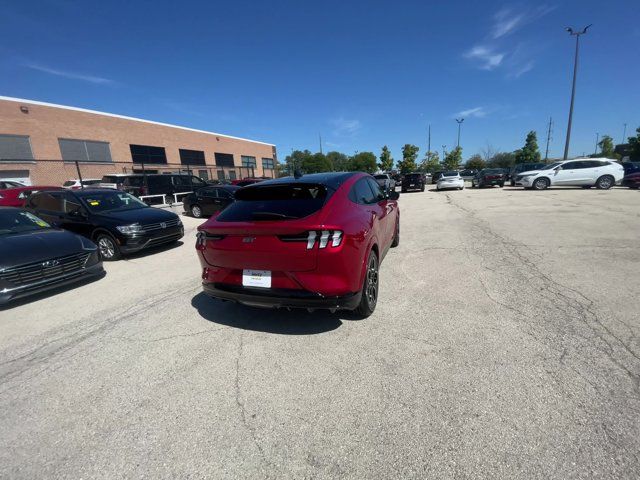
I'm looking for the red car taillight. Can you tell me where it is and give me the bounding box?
[278,230,343,250]
[196,232,225,249]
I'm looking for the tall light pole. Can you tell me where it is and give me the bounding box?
[442,145,446,160]
[594,132,599,155]
[545,116,553,161]
[455,118,464,149]
[563,24,592,160]
[622,123,627,144]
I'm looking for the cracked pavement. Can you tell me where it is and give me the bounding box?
[1,187,639,479]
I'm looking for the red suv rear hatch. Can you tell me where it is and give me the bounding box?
[198,183,331,272]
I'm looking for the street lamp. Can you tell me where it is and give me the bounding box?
[455,118,464,149]
[563,24,592,160]
[594,132,599,156]
[442,145,446,160]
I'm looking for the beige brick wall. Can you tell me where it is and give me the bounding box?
[0,98,277,185]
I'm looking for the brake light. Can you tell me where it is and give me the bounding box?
[278,230,343,249]
[196,231,225,249]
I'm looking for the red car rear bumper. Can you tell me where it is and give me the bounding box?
[202,282,361,310]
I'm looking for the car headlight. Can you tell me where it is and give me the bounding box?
[116,223,143,234]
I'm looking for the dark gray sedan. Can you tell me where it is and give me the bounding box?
[0,208,104,306]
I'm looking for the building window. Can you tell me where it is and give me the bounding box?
[59,138,112,163]
[214,152,235,167]
[179,149,206,166]
[228,170,237,180]
[262,157,274,169]
[198,169,209,181]
[0,134,34,161]
[130,144,167,164]
[241,155,257,168]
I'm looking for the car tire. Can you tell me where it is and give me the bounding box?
[510,181,516,187]
[420,186,425,192]
[191,204,203,218]
[391,219,399,248]
[401,188,407,193]
[595,175,614,190]
[354,250,379,318]
[499,182,504,187]
[96,233,121,261]
[533,177,549,190]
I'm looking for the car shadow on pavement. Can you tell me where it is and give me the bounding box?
[122,241,185,260]
[191,292,348,335]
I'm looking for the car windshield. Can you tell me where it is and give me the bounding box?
[0,210,51,235]
[406,174,421,180]
[217,183,328,221]
[442,171,458,177]
[482,169,503,174]
[77,191,148,212]
[374,175,387,180]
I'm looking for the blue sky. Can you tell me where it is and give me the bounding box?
[1,0,638,163]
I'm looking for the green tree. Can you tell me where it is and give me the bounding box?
[465,154,486,170]
[628,127,640,161]
[443,146,462,170]
[397,144,419,174]
[418,152,441,173]
[326,151,349,171]
[488,151,516,168]
[284,149,313,175]
[301,152,332,173]
[378,145,394,171]
[594,135,616,158]
[514,131,541,164]
[350,151,377,173]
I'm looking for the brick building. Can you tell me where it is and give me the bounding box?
[0,96,277,185]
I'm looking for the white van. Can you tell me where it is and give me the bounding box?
[517,159,624,190]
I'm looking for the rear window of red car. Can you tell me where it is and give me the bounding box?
[217,183,328,222]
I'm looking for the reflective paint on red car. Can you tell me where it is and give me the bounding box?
[195,172,399,315]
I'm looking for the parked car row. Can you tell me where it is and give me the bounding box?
[3,172,401,319]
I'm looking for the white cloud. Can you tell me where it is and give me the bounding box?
[491,5,556,39]
[455,107,488,119]
[492,9,524,39]
[24,63,115,85]
[464,46,504,70]
[331,117,361,137]
[511,60,534,78]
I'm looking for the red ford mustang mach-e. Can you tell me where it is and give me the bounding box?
[195,172,400,317]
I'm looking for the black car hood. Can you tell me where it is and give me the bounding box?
[93,207,179,224]
[0,229,93,270]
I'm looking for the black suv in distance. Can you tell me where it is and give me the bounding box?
[183,185,239,218]
[401,173,425,192]
[471,168,506,188]
[26,189,184,260]
[100,174,208,202]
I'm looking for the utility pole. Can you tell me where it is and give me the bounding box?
[622,123,627,144]
[319,133,323,154]
[563,24,592,160]
[442,145,446,160]
[594,132,599,156]
[455,118,464,148]
[427,124,431,160]
[544,116,553,161]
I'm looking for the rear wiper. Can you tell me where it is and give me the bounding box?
[252,212,298,219]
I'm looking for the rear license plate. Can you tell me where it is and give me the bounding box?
[242,269,271,288]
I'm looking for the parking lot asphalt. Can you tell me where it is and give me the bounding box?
[1,186,639,479]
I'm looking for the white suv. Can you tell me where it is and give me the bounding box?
[517,158,624,190]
